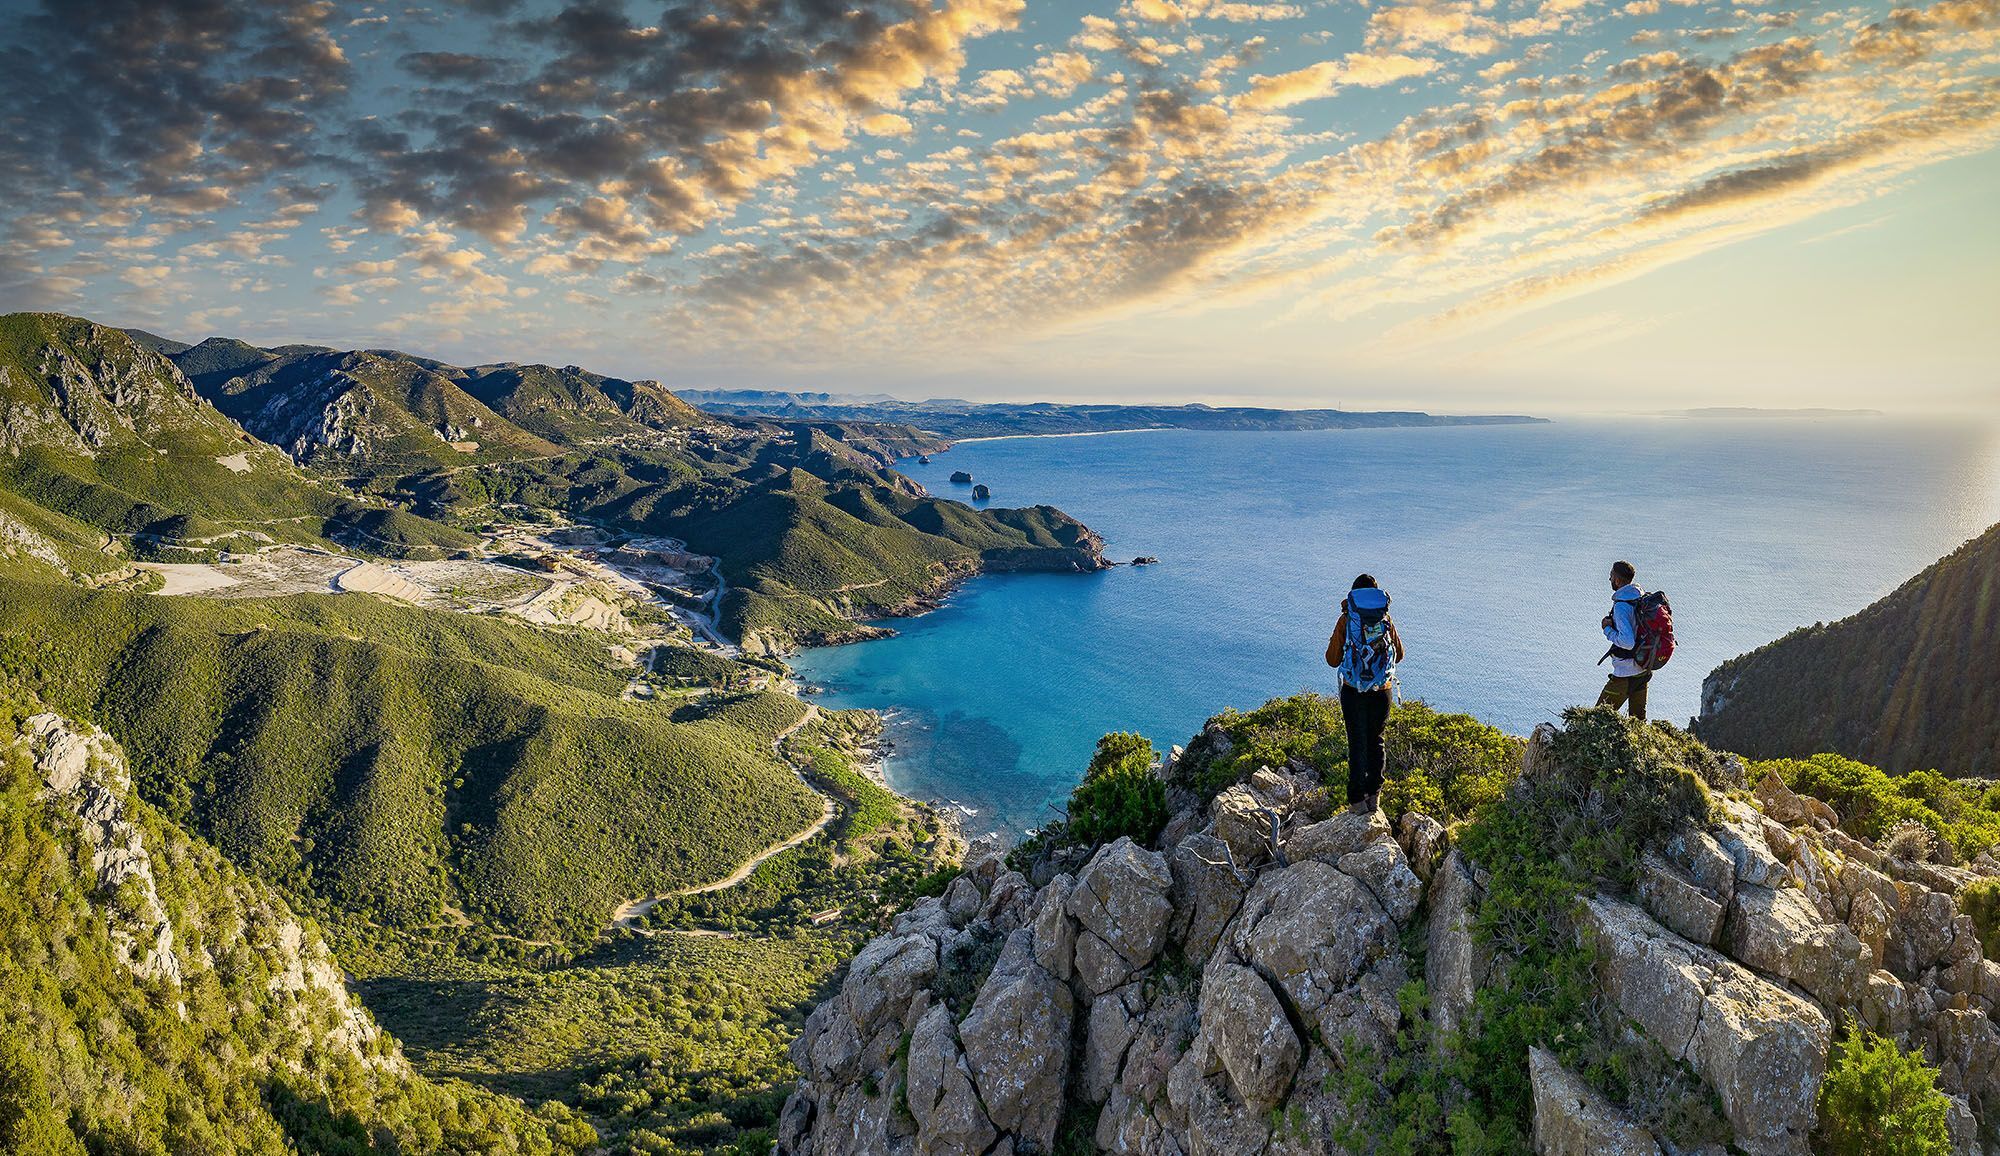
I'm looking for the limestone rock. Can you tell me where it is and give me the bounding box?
[1085,985,1145,1103]
[842,933,939,1034]
[29,713,182,985]
[942,873,983,925]
[1169,832,1249,965]
[1201,961,1302,1113]
[960,935,1074,1151]
[1286,808,1391,864]
[1116,987,1197,1108]
[1226,859,1396,1045]
[1076,928,1138,996]
[1031,872,1077,982]
[1212,783,1283,866]
[981,870,1036,932]
[1427,850,1490,1037]
[1897,884,1962,977]
[963,835,1009,891]
[1636,852,1724,946]
[1529,1046,1661,1155]
[1666,827,1737,909]
[905,1004,997,1155]
[893,896,955,943]
[1338,838,1422,926]
[1860,969,1914,1037]
[1068,837,1175,974]
[1723,882,1868,1006]
[1754,770,1809,826]
[1712,801,1789,889]
[1579,895,1828,1156]
[1397,812,1448,883]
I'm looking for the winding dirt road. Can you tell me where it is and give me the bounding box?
[609,703,834,930]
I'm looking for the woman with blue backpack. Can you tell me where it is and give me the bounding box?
[1324,574,1404,814]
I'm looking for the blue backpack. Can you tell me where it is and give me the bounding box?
[1339,587,1396,692]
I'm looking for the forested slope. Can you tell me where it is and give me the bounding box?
[0,690,596,1153]
[1697,521,2000,776]
[0,578,819,939]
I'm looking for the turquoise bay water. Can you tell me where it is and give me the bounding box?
[792,420,2000,838]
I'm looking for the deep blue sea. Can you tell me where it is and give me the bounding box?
[791,419,2000,838]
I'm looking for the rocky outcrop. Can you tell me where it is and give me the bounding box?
[779,721,2000,1156]
[1581,895,1829,1155]
[29,712,182,984]
[19,708,397,1070]
[1530,1047,1660,1155]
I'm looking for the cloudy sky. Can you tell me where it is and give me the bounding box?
[1,0,1996,411]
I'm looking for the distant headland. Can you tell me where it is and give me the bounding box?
[1668,406,1884,419]
[676,390,1548,440]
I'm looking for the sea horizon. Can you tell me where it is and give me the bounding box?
[794,416,2000,837]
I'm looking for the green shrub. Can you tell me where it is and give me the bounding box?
[1962,878,2000,959]
[1066,732,1169,848]
[1380,701,1522,825]
[1815,1031,1951,1156]
[1759,753,2000,860]
[1175,694,1347,799]
[1176,695,1521,827]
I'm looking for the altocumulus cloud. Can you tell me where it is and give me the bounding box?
[0,0,1994,377]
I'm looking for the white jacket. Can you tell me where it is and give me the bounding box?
[1604,584,1644,678]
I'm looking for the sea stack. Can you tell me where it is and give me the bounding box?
[950,470,973,484]
[972,483,990,501]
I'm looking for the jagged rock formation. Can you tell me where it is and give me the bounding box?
[779,723,2000,1156]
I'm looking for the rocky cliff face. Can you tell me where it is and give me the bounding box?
[25,708,395,1071]
[779,721,2000,1156]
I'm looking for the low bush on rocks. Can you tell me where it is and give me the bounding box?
[1814,1030,1952,1156]
[1340,708,1728,1152]
[1176,693,1347,799]
[1173,693,1518,825]
[1381,701,1523,826]
[1065,732,1169,848]
[1759,751,2000,861]
[1961,877,2000,958]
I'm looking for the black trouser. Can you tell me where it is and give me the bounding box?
[1340,683,1391,805]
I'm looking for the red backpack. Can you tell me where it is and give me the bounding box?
[1631,591,1676,671]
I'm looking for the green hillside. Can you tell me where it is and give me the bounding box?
[1697,521,2000,777]
[0,578,820,939]
[0,686,595,1154]
[461,363,704,442]
[152,322,1106,651]
[685,467,1104,650]
[194,349,563,475]
[0,315,475,559]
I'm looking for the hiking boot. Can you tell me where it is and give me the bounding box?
[1365,792,1381,813]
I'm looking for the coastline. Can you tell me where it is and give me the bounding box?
[941,427,1173,447]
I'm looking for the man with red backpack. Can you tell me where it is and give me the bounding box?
[1597,559,1674,719]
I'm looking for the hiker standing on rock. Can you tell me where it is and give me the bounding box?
[1598,560,1675,720]
[1325,574,1403,814]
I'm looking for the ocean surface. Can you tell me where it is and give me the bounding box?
[791,418,2000,837]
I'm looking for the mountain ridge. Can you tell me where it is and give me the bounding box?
[1696,520,2000,777]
